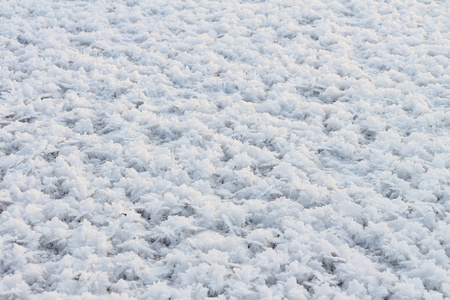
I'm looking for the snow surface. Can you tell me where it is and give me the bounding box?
[0,0,449,299]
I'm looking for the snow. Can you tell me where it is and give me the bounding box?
[0,0,449,299]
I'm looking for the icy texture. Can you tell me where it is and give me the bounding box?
[0,0,449,299]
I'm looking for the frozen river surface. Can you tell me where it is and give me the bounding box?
[0,0,449,299]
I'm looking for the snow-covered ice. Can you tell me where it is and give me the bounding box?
[0,0,449,299]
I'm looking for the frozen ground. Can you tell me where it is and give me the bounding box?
[0,0,449,299]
